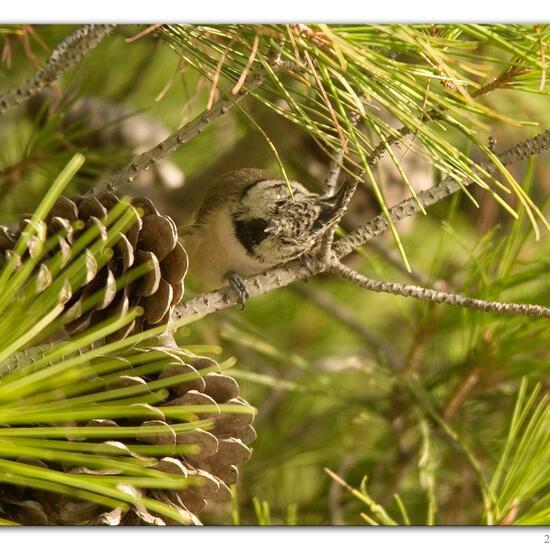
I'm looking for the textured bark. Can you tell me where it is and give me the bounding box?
[0,25,116,115]
[91,61,297,196]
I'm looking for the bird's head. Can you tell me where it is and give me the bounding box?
[232,176,351,265]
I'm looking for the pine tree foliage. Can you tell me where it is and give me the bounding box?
[0,24,548,525]
[162,24,550,258]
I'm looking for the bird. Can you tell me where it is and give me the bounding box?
[182,168,351,305]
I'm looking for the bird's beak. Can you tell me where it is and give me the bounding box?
[319,179,353,222]
[264,221,277,234]
[312,180,353,232]
[324,179,351,210]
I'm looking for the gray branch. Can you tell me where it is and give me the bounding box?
[330,260,550,320]
[0,25,116,115]
[91,61,297,196]
[173,128,550,324]
[334,129,550,259]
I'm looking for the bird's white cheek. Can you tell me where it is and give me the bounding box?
[253,239,281,265]
[253,238,304,264]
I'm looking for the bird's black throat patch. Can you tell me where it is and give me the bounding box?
[233,217,269,255]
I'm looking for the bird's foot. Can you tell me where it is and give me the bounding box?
[225,271,249,310]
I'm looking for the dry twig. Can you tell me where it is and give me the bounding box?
[91,60,297,196]
[0,25,115,115]
[329,260,550,319]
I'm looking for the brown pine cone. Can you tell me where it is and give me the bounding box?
[0,346,256,525]
[0,193,188,340]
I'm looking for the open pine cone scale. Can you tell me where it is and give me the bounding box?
[0,347,257,525]
[0,192,189,340]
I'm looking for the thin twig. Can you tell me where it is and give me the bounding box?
[173,129,550,323]
[330,260,550,319]
[0,25,116,115]
[324,110,361,194]
[91,60,297,196]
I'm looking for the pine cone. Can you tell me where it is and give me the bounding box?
[0,193,188,340]
[0,347,256,525]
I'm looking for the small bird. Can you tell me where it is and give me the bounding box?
[182,168,350,304]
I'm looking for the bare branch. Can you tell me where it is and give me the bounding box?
[91,60,297,196]
[0,25,116,115]
[173,128,550,324]
[173,259,314,322]
[330,260,550,319]
[324,147,345,194]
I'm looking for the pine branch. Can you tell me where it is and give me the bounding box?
[91,60,297,196]
[329,260,550,320]
[366,64,529,166]
[0,25,116,115]
[173,129,550,323]
[335,129,550,259]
